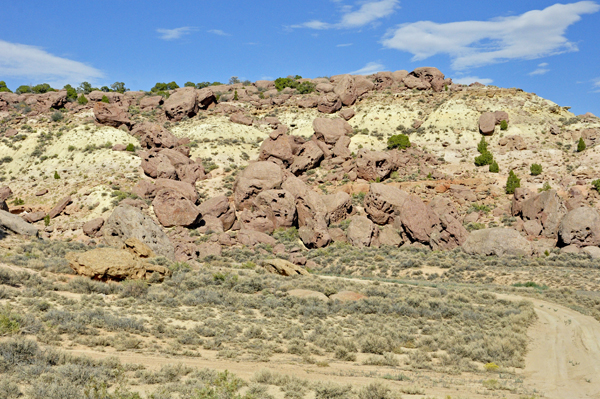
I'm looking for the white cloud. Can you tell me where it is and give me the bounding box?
[0,40,104,86]
[208,29,231,36]
[337,43,353,47]
[593,78,600,92]
[349,62,385,75]
[382,1,599,70]
[453,76,493,85]
[529,67,550,76]
[292,0,399,29]
[157,27,196,40]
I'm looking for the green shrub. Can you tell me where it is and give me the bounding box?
[151,82,179,92]
[530,163,542,176]
[31,83,55,93]
[110,82,127,93]
[505,170,521,194]
[51,111,63,122]
[592,179,600,192]
[477,136,488,153]
[475,151,493,166]
[44,215,50,227]
[101,95,110,103]
[77,94,88,105]
[577,137,586,152]
[274,75,309,92]
[500,120,508,130]
[489,161,499,173]
[538,182,552,192]
[125,143,135,152]
[0,81,12,93]
[12,198,24,206]
[233,90,239,101]
[54,171,60,179]
[296,81,316,94]
[64,84,78,101]
[16,85,32,94]
[387,134,411,150]
[184,81,196,87]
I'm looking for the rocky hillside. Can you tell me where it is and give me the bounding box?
[1,66,600,275]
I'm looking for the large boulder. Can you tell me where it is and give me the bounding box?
[479,112,496,135]
[462,228,533,257]
[152,189,201,228]
[38,90,68,110]
[237,229,277,247]
[511,188,534,216]
[66,247,171,281]
[197,196,236,231]
[411,67,445,92]
[346,215,376,248]
[83,218,105,238]
[93,102,131,128]
[364,184,408,225]
[49,196,73,219]
[521,190,565,238]
[312,118,353,145]
[261,259,309,276]
[102,204,175,259]
[163,87,198,121]
[430,214,468,250]
[298,217,332,249]
[0,210,38,236]
[132,122,179,149]
[258,128,296,167]
[558,207,600,247]
[322,192,352,224]
[399,195,440,244]
[234,161,283,210]
[155,179,198,203]
[289,141,324,175]
[254,190,297,230]
[356,150,395,181]
[317,93,342,114]
[333,75,356,106]
[403,75,430,90]
[0,186,12,202]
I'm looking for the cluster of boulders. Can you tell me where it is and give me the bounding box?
[0,90,68,115]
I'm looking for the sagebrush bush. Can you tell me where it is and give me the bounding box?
[530,163,542,175]
[51,111,63,122]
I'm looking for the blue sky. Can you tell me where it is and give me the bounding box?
[1,0,599,115]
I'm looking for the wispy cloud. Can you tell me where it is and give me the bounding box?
[349,62,385,75]
[208,29,231,36]
[529,62,550,76]
[157,27,196,40]
[0,40,104,86]
[453,76,493,85]
[292,0,399,29]
[382,1,599,70]
[337,43,354,47]
[593,78,600,92]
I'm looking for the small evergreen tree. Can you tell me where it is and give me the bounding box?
[16,85,32,94]
[505,170,521,194]
[592,179,600,192]
[44,214,50,227]
[477,136,488,154]
[500,120,508,130]
[101,95,110,103]
[54,171,60,179]
[577,137,586,152]
[530,163,542,175]
[489,161,499,173]
[64,84,78,101]
[0,81,11,93]
[233,90,239,101]
[77,94,88,105]
[475,151,493,166]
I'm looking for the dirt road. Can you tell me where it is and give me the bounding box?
[523,298,600,399]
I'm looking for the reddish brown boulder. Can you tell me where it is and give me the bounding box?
[322,191,352,224]
[152,189,201,228]
[317,93,342,114]
[521,190,565,238]
[494,111,509,124]
[237,229,277,246]
[112,144,127,151]
[313,118,352,145]
[163,87,198,121]
[356,149,395,181]
[364,183,408,225]
[479,112,496,135]
[373,72,395,90]
[139,95,163,110]
[298,217,332,249]
[176,162,206,184]
[254,189,297,230]
[93,102,130,128]
[399,195,440,244]
[155,178,198,203]
[430,214,468,250]
[297,97,318,108]
[37,90,68,110]
[230,113,253,126]
[354,75,375,97]
[83,218,105,237]
[22,211,46,223]
[132,122,179,149]
[403,75,430,90]
[289,141,324,175]
[511,187,534,216]
[558,207,600,247]
[233,161,283,210]
[378,225,404,247]
[259,128,295,167]
[198,196,236,231]
[239,208,274,234]
[132,180,156,199]
[346,215,376,248]
[49,196,73,219]
[333,75,356,106]
[0,186,12,202]
[338,108,355,121]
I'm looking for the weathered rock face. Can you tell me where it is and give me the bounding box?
[364,183,408,225]
[83,218,105,238]
[558,207,600,247]
[298,217,332,249]
[0,210,38,236]
[152,189,201,228]
[346,215,376,248]
[313,118,353,145]
[21,211,45,223]
[254,189,297,230]
[93,102,131,128]
[511,188,534,216]
[154,179,198,203]
[333,75,357,106]
[66,247,171,281]
[163,87,198,121]
[132,122,179,149]
[403,75,430,90]
[0,186,12,201]
[261,259,309,276]
[289,141,324,175]
[378,225,404,247]
[38,90,68,110]
[234,161,283,210]
[356,150,395,181]
[399,195,440,244]
[318,93,342,114]
[521,190,565,238]
[462,228,532,257]
[49,196,73,219]
[102,204,175,260]
[322,191,352,224]
[498,135,526,151]
[258,128,295,166]
[230,113,253,126]
[479,112,496,135]
[197,196,236,231]
[237,229,277,247]
[430,214,468,250]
